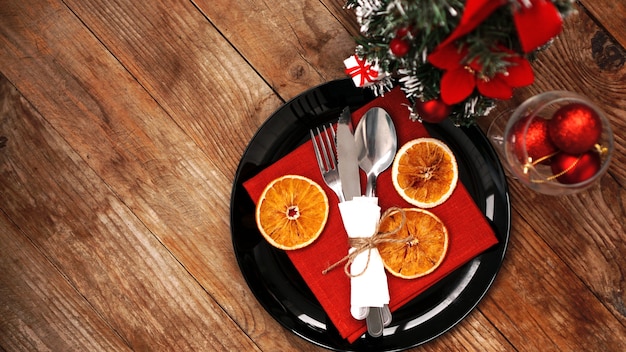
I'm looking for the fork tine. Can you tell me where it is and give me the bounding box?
[322,124,337,170]
[310,128,325,172]
[310,124,336,172]
[310,124,344,202]
[319,125,333,171]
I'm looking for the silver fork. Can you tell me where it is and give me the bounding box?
[310,124,345,203]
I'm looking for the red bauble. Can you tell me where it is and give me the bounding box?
[550,151,601,184]
[390,37,410,57]
[415,98,452,123]
[548,103,602,154]
[512,115,558,164]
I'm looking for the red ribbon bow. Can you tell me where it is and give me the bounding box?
[438,0,563,53]
[427,0,563,105]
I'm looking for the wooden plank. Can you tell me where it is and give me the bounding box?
[579,0,626,49]
[413,313,513,351]
[480,211,626,351]
[0,0,291,349]
[192,0,357,99]
[0,75,262,351]
[320,0,361,38]
[49,0,283,175]
[0,213,130,351]
[0,0,324,349]
[32,0,339,350]
[508,174,626,324]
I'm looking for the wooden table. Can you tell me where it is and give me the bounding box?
[1,1,624,351]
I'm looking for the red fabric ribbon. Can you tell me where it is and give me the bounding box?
[438,0,563,53]
[427,0,562,104]
[513,0,564,52]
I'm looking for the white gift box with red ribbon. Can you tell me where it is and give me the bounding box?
[344,55,386,88]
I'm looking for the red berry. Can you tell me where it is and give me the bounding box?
[390,37,410,57]
[396,27,411,38]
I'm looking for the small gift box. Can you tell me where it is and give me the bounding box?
[343,55,386,88]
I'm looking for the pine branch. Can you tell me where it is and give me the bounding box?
[347,0,575,125]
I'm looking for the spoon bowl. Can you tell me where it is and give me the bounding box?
[354,107,398,197]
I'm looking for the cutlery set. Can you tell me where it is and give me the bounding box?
[310,106,398,337]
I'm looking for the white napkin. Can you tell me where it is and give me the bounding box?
[338,196,390,320]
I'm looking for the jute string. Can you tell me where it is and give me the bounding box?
[322,207,414,277]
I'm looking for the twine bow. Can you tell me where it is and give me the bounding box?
[322,207,413,277]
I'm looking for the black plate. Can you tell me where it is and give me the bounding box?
[230,79,511,351]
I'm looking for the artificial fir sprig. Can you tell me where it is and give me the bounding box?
[345,0,575,126]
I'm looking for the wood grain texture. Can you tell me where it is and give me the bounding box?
[61,0,281,175]
[320,0,362,38]
[193,0,356,99]
[1,0,625,351]
[418,313,513,351]
[0,0,337,350]
[46,1,351,350]
[0,211,130,352]
[0,75,261,351]
[579,0,626,50]
[480,209,625,351]
[0,0,280,350]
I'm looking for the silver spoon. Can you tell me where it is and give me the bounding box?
[354,107,397,336]
[355,107,398,197]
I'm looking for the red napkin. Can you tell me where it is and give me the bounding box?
[244,87,498,342]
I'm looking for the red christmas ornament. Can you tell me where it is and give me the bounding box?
[512,115,557,164]
[415,98,452,123]
[548,103,602,154]
[550,151,601,184]
[390,37,410,57]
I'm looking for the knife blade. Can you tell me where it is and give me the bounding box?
[336,106,361,201]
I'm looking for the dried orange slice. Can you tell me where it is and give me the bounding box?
[377,208,448,279]
[392,138,458,208]
[255,175,329,250]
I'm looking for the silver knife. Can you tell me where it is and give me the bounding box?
[336,106,361,201]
